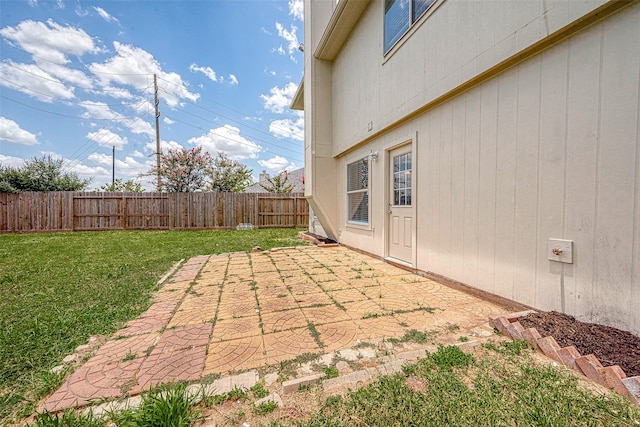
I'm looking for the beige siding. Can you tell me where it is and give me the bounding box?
[330,2,640,334]
[330,0,611,155]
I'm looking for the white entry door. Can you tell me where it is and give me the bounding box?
[387,147,414,265]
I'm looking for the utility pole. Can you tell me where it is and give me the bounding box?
[112,145,115,186]
[154,74,161,191]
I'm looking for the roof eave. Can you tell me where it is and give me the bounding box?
[314,0,371,61]
[290,78,304,110]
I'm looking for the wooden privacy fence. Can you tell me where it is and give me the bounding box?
[0,192,309,232]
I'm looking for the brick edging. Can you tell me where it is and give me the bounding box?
[489,311,640,407]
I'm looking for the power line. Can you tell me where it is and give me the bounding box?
[167,91,303,147]
[1,40,152,76]
[0,94,135,120]
[1,59,149,93]
[156,75,304,141]
[163,114,303,163]
[1,41,304,168]
[61,95,153,173]
[161,98,302,157]
[2,51,302,143]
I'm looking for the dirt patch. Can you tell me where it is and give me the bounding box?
[519,311,640,377]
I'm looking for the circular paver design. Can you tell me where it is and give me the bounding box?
[315,321,360,351]
[316,279,352,291]
[342,300,387,320]
[168,306,216,328]
[135,345,206,392]
[427,287,478,305]
[153,323,212,353]
[142,301,179,317]
[88,333,158,366]
[44,246,512,413]
[262,328,322,364]
[216,301,258,319]
[180,299,218,315]
[301,305,352,325]
[294,292,334,307]
[218,289,256,300]
[257,294,298,313]
[261,309,309,333]
[153,290,182,303]
[356,316,407,341]
[328,288,368,303]
[204,335,265,375]
[190,284,221,297]
[212,316,262,341]
[116,315,168,336]
[58,358,143,404]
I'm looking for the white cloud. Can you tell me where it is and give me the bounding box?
[163,116,175,125]
[289,0,304,21]
[0,154,27,167]
[132,150,145,158]
[79,101,120,120]
[36,61,94,89]
[261,82,298,114]
[269,115,304,141]
[87,152,144,177]
[75,5,89,17]
[190,64,238,86]
[86,129,128,150]
[0,60,75,101]
[0,116,39,145]
[79,101,154,137]
[0,19,99,64]
[125,117,155,137]
[188,125,261,160]
[93,7,119,23]
[93,85,134,99]
[189,63,217,82]
[144,139,183,155]
[275,22,299,60]
[89,42,199,107]
[258,155,289,172]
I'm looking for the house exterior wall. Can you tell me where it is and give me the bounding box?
[304,0,640,335]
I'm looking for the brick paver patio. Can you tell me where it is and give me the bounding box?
[42,245,503,412]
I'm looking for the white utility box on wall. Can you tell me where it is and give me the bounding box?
[548,239,573,264]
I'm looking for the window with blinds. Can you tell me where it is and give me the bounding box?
[347,157,369,224]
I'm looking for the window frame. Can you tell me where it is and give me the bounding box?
[346,156,371,226]
[384,0,438,54]
[392,152,412,207]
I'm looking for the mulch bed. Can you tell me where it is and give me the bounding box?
[519,311,640,378]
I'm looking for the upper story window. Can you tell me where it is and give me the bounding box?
[347,157,369,224]
[384,0,435,53]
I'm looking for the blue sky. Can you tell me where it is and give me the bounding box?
[0,0,304,190]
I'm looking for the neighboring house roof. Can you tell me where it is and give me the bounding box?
[245,168,304,193]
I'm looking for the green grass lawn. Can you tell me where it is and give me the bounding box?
[0,228,307,421]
